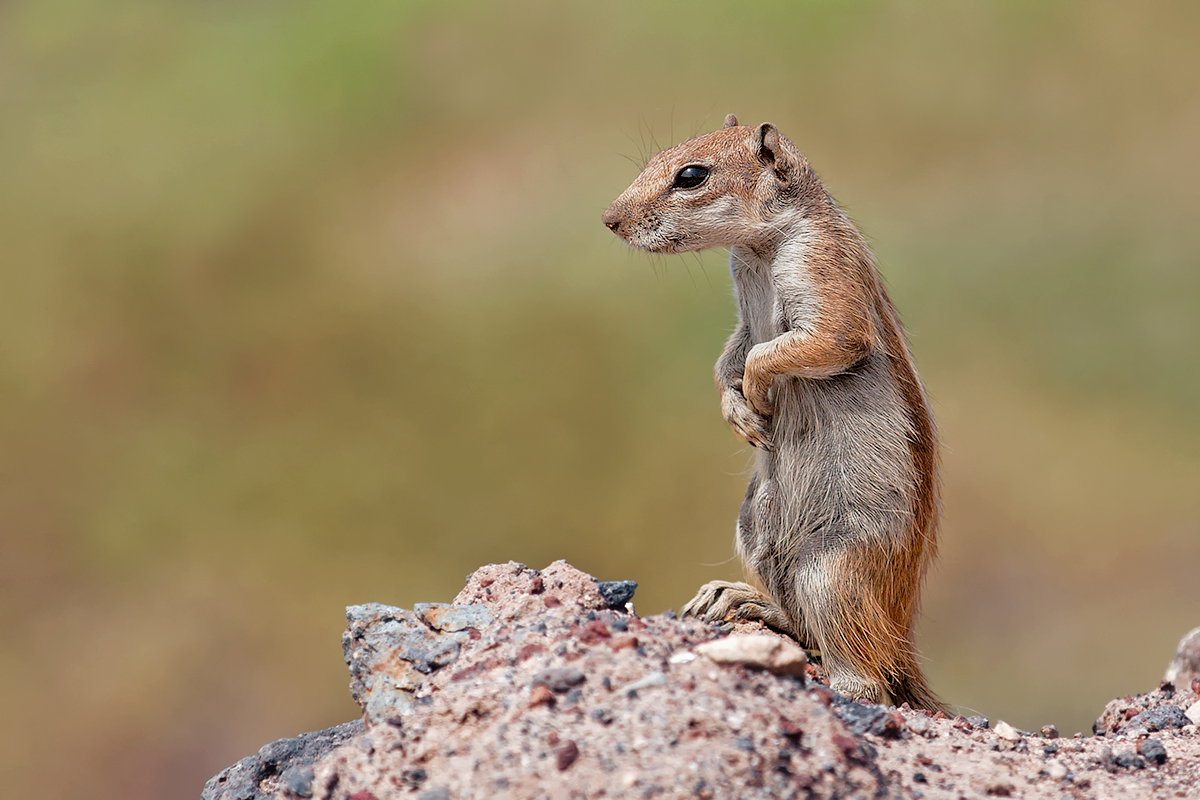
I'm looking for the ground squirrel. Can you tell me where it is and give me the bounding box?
[603,115,944,711]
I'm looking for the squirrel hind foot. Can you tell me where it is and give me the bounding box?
[681,580,796,638]
[827,673,888,706]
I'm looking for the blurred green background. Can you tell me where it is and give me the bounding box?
[2,1,1199,797]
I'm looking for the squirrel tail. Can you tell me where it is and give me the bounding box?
[887,658,947,715]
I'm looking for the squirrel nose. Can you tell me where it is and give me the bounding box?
[602,207,622,234]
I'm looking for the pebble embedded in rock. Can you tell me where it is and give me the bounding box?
[414,603,492,633]
[621,671,666,693]
[556,740,580,771]
[279,767,315,798]
[906,715,932,736]
[1046,761,1068,781]
[694,635,807,677]
[258,736,302,766]
[595,580,637,609]
[1139,738,1168,765]
[1127,704,1190,733]
[529,685,554,707]
[531,667,586,693]
[832,697,902,738]
[1040,724,1058,739]
[994,721,1021,741]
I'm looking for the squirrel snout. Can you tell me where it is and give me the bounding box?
[602,206,623,235]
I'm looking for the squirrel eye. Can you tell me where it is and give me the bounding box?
[673,164,709,190]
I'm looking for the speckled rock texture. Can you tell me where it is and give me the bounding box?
[201,719,363,800]
[202,561,1200,800]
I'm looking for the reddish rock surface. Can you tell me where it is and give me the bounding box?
[202,561,1200,800]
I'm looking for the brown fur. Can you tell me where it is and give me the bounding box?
[603,117,945,712]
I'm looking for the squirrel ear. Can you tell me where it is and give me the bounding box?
[753,122,782,167]
[723,113,739,128]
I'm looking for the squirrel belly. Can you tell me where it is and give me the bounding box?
[604,114,944,712]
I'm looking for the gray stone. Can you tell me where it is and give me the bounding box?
[200,720,362,800]
[343,603,472,722]
[531,667,587,692]
[279,766,314,798]
[257,736,302,767]
[1127,704,1190,733]
[1139,738,1168,766]
[595,580,637,609]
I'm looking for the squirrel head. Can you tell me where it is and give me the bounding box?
[602,116,811,254]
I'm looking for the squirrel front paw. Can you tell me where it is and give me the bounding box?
[721,382,773,451]
[742,346,775,417]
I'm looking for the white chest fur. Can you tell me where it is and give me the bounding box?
[729,224,818,347]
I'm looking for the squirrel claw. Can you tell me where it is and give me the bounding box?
[721,385,774,451]
[682,581,796,639]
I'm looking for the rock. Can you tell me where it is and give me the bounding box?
[200,719,362,800]
[1093,674,1197,736]
[620,671,666,693]
[1164,626,1200,689]
[279,767,314,798]
[994,720,1021,741]
[414,602,492,632]
[342,603,471,722]
[1187,701,1200,726]
[203,568,1200,800]
[556,740,580,771]
[1040,724,1059,739]
[1127,704,1190,733]
[531,667,586,693]
[831,696,904,738]
[1139,738,1168,765]
[529,685,554,707]
[452,560,611,616]
[694,634,808,678]
[906,714,933,737]
[595,580,638,609]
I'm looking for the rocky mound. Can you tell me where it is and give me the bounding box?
[202,562,1200,800]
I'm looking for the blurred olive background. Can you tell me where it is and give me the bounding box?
[2,1,1199,797]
